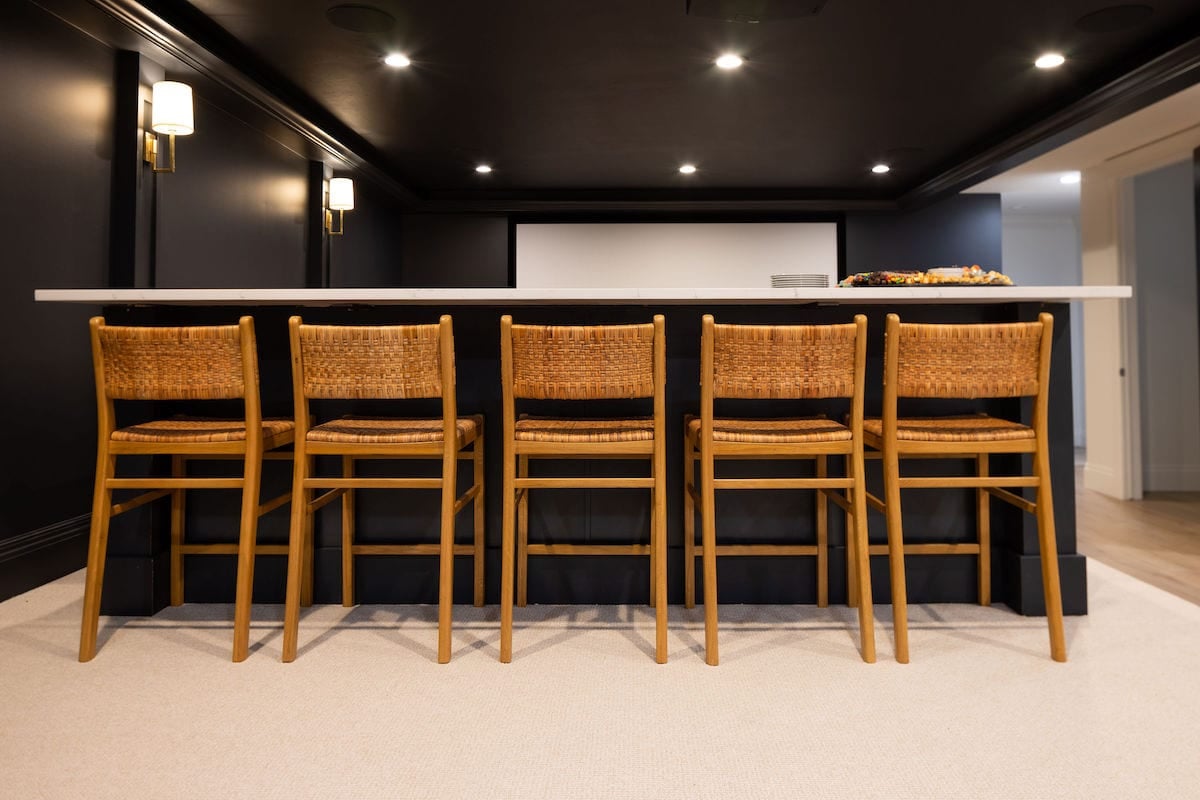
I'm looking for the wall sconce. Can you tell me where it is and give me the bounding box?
[143,81,194,173]
[326,177,355,235]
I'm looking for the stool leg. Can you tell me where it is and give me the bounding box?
[282,447,307,663]
[683,428,696,610]
[473,432,486,608]
[79,451,115,662]
[653,434,668,664]
[500,450,516,663]
[850,448,876,664]
[700,444,719,666]
[517,455,529,607]
[437,444,456,665]
[231,448,263,663]
[816,456,828,608]
[883,448,909,664]
[342,456,355,607]
[169,455,186,607]
[846,481,858,609]
[977,454,991,606]
[649,503,656,608]
[1035,440,1067,662]
[301,455,315,608]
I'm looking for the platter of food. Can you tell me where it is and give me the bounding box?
[837,265,1013,287]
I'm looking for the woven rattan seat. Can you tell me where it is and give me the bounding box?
[79,317,295,664]
[282,316,484,665]
[306,415,481,446]
[683,316,875,666]
[514,416,654,443]
[499,316,668,664]
[862,313,1066,664]
[862,414,1033,443]
[685,415,852,444]
[112,416,295,444]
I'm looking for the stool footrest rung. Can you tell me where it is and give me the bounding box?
[525,544,650,556]
[350,544,475,556]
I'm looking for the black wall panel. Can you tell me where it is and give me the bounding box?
[327,171,406,287]
[154,96,308,288]
[401,214,510,287]
[0,1,111,540]
[844,193,1003,275]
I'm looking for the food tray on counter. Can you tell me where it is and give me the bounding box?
[838,265,1013,287]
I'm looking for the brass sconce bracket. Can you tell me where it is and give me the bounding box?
[325,208,345,236]
[143,132,177,173]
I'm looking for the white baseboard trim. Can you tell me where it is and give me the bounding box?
[1083,462,1127,499]
[1143,465,1200,492]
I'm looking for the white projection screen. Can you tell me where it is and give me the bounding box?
[515,222,839,288]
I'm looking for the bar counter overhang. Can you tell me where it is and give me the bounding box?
[36,286,1131,618]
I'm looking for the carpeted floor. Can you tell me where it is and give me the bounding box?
[1,560,1197,799]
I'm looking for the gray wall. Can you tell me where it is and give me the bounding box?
[1001,213,1085,448]
[1134,160,1200,491]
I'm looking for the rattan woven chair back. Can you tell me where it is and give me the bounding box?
[711,321,860,400]
[507,321,656,400]
[294,323,446,400]
[890,318,1045,399]
[95,321,249,401]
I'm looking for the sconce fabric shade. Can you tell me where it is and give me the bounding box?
[328,178,355,210]
[151,81,194,136]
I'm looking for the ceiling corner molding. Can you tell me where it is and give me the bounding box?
[901,31,1200,209]
[87,0,423,205]
[421,189,897,215]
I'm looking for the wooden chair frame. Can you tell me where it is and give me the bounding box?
[499,315,668,664]
[80,316,294,663]
[683,314,876,665]
[863,312,1066,663]
[282,315,484,664]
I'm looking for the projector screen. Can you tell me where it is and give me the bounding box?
[515,222,839,288]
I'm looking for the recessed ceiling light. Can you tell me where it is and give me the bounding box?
[1035,52,1066,69]
[475,164,493,174]
[383,53,411,68]
[1060,171,1081,184]
[715,54,744,70]
[871,163,891,174]
[679,164,697,174]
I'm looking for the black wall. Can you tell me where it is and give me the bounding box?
[155,97,309,288]
[844,193,1003,275]
[0,1,111,594]
[399,214,510,287]
[327,168,407,287]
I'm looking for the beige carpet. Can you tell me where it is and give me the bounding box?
[1,561,1197,800]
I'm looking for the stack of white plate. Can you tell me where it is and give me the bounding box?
[770,273,830,288]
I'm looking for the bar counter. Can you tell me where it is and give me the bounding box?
[37,286,1130,617]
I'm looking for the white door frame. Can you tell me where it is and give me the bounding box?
[1080,131,1199,500]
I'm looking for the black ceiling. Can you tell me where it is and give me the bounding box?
[135,0,1200,207]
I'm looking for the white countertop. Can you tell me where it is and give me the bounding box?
[34,286,1131,306]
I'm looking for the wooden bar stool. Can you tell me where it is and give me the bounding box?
[499,315,667,664]
[683,315,875,665]
[282,315,484,664]
[863,312,1066,663]
[79,316,295,663]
